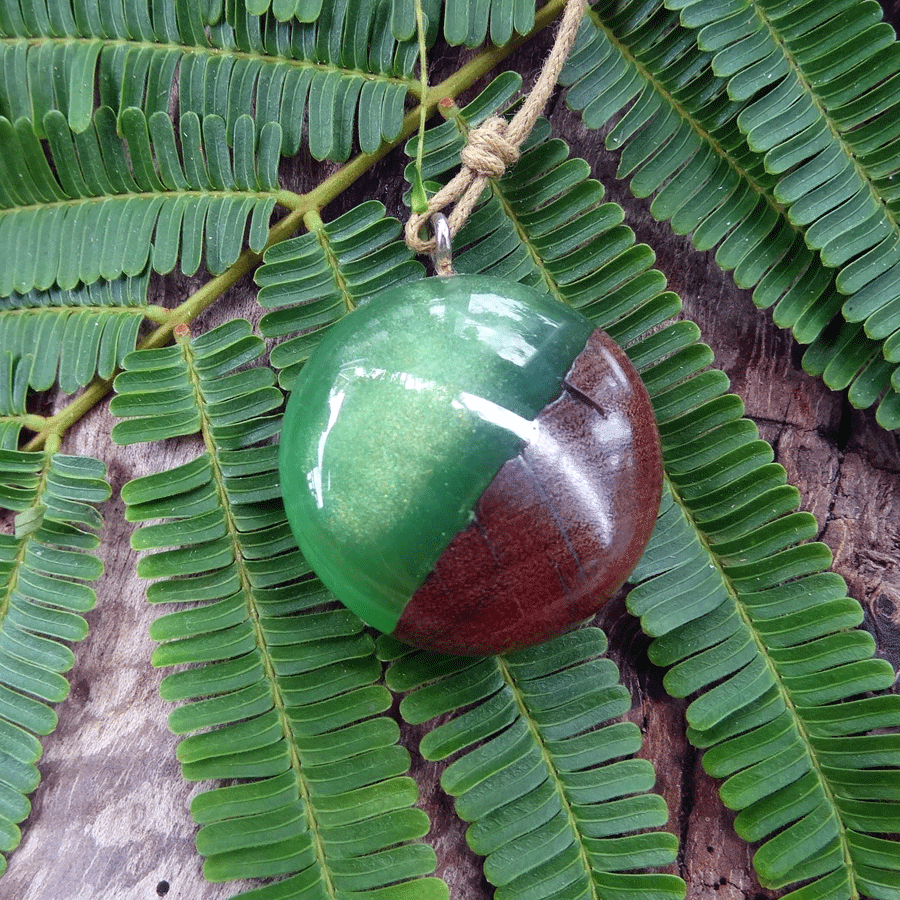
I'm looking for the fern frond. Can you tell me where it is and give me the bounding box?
[114,320,446,899]
[254,201,425,389]
[629,480,900,897]
[562,0,900,426]
[0,0,416,159]
[0,274,150,393]
[382,628,685,900]
[0,108,280,296]
[670,0,900,422]
[621,264,900,895]
[672,0,900,322]
[0,447,109,877]
[395,72,900,897]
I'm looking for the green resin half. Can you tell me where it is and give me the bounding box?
[279,275,595,634]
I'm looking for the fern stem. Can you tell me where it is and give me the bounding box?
[20,0,571,453]
[274,191,308,211]
[496,654,602,900]
[303,210,361,314]
[17,415,52,433]
[0,305,167,324]
[143,306,170,324]
[22,386,106,452]
[5,189,293,216]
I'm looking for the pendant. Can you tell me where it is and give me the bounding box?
[278,271,663,657]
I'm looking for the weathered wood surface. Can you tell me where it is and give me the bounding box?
[4,16,900,900]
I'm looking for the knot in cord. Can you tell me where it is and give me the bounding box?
[404,115,523,256]
[459,117,520,179]
[403,0,589,263]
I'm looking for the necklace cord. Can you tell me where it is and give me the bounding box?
[404,0,590,256]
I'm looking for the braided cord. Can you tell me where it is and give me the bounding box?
[404,0,589,257]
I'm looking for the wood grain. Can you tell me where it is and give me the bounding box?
[395,329,662,657]
[4,12,900,900]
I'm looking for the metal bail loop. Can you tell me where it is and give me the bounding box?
[431,213,455,276]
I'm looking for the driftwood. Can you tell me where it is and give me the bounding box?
[4,18,900,900]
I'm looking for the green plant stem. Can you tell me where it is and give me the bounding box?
[18,415,51,434]
[303,210,360,314]
[410,0,430,214]
[275,189,308,211]
[22,379,114,452]
[21,0,570,453]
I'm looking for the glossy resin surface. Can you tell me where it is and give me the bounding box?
[279,276,596,635]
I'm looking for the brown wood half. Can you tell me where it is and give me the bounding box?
[394,329,662,656]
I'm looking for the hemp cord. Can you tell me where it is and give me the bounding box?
[404,0,590,264]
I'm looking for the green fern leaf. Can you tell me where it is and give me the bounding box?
[0,447,109,877]
[0,274,150,393]
[623,347,900,894]
[383,628,685,900]
[669,0,900,417]
[0,108,280,296]
[0,0,417,159]
[562,0,900,427]
[113,320,447,899]
[255,201,425,389]
[672,0,900,306]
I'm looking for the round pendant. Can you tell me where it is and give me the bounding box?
[279,275,662,656]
